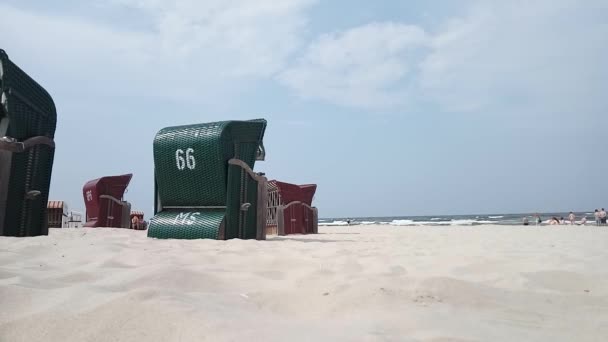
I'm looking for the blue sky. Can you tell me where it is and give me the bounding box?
[1,0,607,217]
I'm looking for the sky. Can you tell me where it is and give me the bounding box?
[1,0,607,218]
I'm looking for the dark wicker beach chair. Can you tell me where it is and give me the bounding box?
[0,49,57,236]
[148,119,268,240]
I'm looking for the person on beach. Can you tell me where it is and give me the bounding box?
[579,216,587,226]
[549,217,560,225]
[131,215,139,230]
[595,209,601,226]
[523,217,529,226]
[568,212,576,225]
[535,214,542,226]
[560,217,565,225]
[601,209,607,226]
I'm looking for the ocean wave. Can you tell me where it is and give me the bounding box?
[318,220,350,226]
[359,221,377,225]
[319,219,501,227]
[430,218,442,221]
[403,221,440,226]
[488,216,504,219]
[389,220,415,226]
[386,219,495,226]
[448,219,494,226]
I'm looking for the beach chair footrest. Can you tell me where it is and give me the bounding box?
[147,210,226,240]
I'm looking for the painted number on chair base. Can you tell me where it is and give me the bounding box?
[174,212,200,225]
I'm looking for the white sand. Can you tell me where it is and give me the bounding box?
[1,225,607,342]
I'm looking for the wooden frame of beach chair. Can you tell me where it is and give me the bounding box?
[226,159,268,240]
[276,201,318,236]
[0,49,57,237]
[148,119,268,240]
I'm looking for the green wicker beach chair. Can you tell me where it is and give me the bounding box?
[0,50,57,237]
[148,119,268,240]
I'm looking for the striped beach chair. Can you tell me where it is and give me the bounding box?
[148,119,268,240]
[0,50,57,237]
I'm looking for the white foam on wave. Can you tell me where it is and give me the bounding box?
[412,221,441,226]
[449,219,494,225]
[388,219,495,226]
[359,221,377,225]
[318,220,349,226]
[430,218,442,221]
[389,220,415,226]
[488,216,504,219]
[321,218,497,227]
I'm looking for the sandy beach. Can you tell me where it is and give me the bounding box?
[1,225,607,341]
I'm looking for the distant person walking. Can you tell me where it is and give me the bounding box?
[595,209,601,226]
[523,217,529,226]
[601,208,607,226]
[535,214,542,226]
[568,212,576,225]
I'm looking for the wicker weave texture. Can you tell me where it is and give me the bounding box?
[149,119,266,240]
[153,120,265,207]
[0,49,56,237]
[148,210,224,239]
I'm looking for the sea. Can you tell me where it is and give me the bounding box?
[319,212,598,226]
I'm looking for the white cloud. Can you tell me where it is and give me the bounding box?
[278,22,429,109]
[0,1,315,100]
[112,0,316,77]
[419,0,608,115]
[2,1,606,115]
[279,1,608,114]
